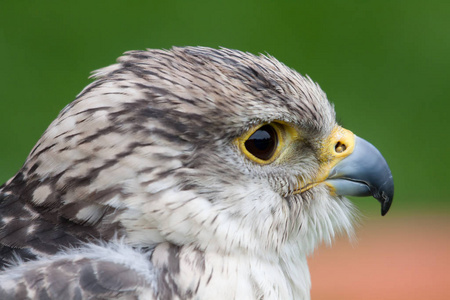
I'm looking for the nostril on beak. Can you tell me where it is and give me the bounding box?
[335,141,347,154]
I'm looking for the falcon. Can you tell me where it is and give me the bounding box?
[0,47,393,299]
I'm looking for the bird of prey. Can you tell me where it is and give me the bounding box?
[0,47,393,299]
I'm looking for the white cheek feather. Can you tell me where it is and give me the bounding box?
[115,176,355,299]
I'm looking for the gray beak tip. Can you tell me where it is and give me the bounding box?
[377,176,394,216]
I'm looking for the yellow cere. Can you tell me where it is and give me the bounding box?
[295,125,356,194]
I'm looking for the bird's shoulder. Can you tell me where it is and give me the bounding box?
[0,172,99,269]
[0,242,158,300]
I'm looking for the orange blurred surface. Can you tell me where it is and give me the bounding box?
[308,215,450,300]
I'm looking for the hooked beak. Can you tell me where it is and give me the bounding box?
[325,136,394,216]
[298,126,394,216]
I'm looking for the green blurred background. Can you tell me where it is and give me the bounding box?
[0,0,449,217]
[1,1,449,298]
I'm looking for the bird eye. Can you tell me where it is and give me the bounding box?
[244,124,278,161]
[236,121,298,165]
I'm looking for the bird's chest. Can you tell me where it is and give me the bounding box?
[151,244,310,299]
[197,252,310,300]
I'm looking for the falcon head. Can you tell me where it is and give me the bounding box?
[1,47,393,297]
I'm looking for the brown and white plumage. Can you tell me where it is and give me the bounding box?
[0,47,393,299]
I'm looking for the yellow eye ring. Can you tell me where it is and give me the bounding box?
[235,121,298,165]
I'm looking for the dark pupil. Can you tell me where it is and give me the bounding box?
[244,125,278,161]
